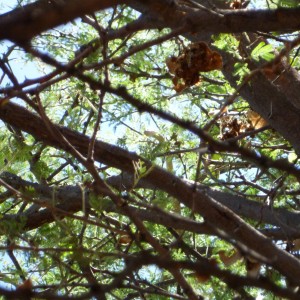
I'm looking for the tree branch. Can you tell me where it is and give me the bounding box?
[0,102,300,283]
[2,0,300,44]
[2,171,300,240]
[0,0,126,43]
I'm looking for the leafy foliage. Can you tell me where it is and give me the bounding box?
[0,0,300,299]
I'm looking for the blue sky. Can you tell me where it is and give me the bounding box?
[0,1,49,86]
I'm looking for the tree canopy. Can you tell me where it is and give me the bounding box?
[1,0,300,299]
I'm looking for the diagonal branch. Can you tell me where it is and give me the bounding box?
[1,102,300,283]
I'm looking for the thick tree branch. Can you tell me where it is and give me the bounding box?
[0,0,126,43]
[128,0,300,34]
[220,50,300,155]
[106,173,300,240]
[2,0,300,44]
[1,102,300,284]
[1,171,299,240]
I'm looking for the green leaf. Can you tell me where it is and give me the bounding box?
[288,152,298,163]
[251,42,275,62]
[233,62,249,79]
[277,0,299,7]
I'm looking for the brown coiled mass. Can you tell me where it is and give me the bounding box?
[166,42,223,92]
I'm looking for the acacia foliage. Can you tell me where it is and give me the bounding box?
[1,0,300,299]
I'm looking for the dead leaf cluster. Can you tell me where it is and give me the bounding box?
[166,42,223,92]
[229,0,242,9]
[247,110,268,130]
[219,115,252,140]
[218,110,268,140]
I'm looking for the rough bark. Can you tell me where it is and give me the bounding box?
[1,0,300,43]
[2,171,299,240]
